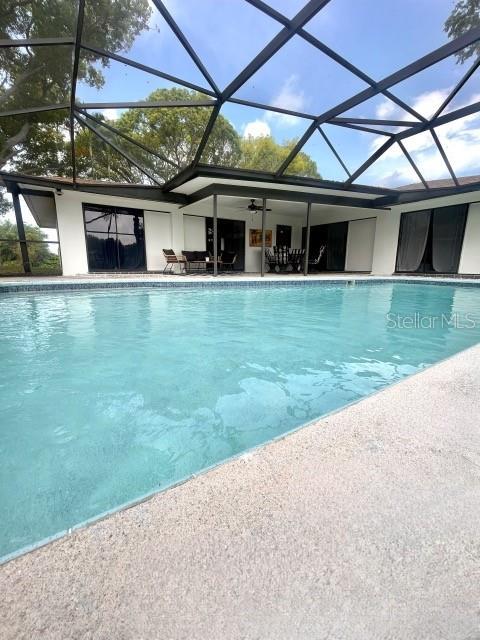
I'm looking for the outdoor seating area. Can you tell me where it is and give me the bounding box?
[265,247,306,273]
[162,249,186,274]
[162,249,238,274]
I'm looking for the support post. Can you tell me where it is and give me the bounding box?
[304,201,311,276]
[213,194,218,277]
[9,183,31,273]
[261,198,267,277]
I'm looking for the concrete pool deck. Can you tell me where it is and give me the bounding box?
[1,343,480,639]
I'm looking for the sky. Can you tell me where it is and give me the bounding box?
[59,0,480,187]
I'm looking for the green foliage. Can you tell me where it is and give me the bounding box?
[75,88,242,184]
[73,89,320,182]
[0,0,151,167]
[445,0,480,62]
[239,136,320,178]
[0,1,320,184]
[0,219,60,274]
[0,189,11,217]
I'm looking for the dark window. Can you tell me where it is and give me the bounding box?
[276,224,292,248]
[83,204,146,272]
[205,217,245,271]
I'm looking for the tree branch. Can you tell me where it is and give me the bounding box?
[0,121,30,167]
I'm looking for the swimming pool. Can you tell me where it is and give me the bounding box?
[1,281,480,560]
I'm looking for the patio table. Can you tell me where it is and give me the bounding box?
[185,259,222,273]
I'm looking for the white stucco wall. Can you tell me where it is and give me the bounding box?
[184,215,207,251]
[345,218,376,271]
[144,211,172,271]
[371,210,401,275]
[55,192,88,276]
[459,203,480,274]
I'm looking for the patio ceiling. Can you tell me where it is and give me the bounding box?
[1,0,480,197]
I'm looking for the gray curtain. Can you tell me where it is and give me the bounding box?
[432,204,468,273]
[396,210,431,272]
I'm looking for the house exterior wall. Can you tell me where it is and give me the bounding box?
[55,192,89,276]
[144,211,173,271]
[54,191,179,275]
[345,218,376,271]
[370,200,480,276]
[184,215,207,251]
[371,210,402,275]
[51,189,480,277]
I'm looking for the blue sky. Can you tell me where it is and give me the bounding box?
[75,0,480,187]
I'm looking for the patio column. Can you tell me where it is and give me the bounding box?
[304,202,311,276]
[261,198,267,277]
[8,183,31,274]
[213,194,218,277]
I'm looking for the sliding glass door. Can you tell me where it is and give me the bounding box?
[205,217,245,271]
[396,204,468,274]
[83,205,146,272]
[302,222,348,271]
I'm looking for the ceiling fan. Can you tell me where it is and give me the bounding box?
[246,198,272,212]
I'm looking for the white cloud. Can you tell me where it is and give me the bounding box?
[266,75,306,126]
[365,89,480,187]
[102,109,119,121]
[375,99,397,119]
[242,119,271,139]
[411,89,451,119]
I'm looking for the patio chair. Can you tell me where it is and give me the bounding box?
[220,251,237,271]
[308,245,326,271]
[289,248,305,272]
[162,249,186,274]
[265,248,278,272]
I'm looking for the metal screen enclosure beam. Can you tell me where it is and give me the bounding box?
[304,202,311,276]
[213,194,218,277]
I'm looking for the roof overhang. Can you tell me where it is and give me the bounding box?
[166,163,395,197]
[3,166,480,213]
[21,189,58,228]
[0,171,189,205]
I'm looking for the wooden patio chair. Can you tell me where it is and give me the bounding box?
[220,252,237,271]
[162,249,186,274]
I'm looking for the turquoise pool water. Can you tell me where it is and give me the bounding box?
[1,281,480,559]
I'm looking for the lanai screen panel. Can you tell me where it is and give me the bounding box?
[1,0,479,193]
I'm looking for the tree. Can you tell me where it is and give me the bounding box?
[0,219,59,273]
[75,89,320,182]
[445,0,480,63]
[74,88,242,184]
[0,0,320,205]
[0,0,152,213]
[0,0,152,168]
[239,135,320,178]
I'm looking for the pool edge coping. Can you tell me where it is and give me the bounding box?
[2,274,480,294]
